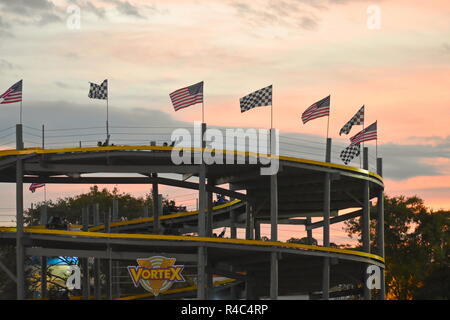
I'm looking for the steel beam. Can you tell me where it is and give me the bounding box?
[307,210,362,230]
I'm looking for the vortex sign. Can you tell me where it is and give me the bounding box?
[127,256,185,296]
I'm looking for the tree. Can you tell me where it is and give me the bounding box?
[344,195,450,300]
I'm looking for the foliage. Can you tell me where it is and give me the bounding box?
[24,185,156,226]
[344,195,450,300]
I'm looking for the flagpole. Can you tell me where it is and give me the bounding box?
[106,97,109,142]
[361,115,365,169]
[326,95,330,142]
[20,80,23,124]
[44,185,47,204]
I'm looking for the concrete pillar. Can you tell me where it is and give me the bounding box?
[377,157,385,300]
[362,147,371,300]
[15,124,24,300]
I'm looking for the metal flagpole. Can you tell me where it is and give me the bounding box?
[325,95,330,142]
[361,116,365,169]
[106,79,110,144]
[20,80,23,124]
[106,97,109,143]
[44,185,47,204]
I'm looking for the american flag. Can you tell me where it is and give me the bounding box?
[302,95,330,124]
[29,183,45,193]
[350,121,377,145]
[169,81,203,111]
[0,80,22,104]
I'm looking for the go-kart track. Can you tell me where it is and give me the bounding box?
[0,125,385,300]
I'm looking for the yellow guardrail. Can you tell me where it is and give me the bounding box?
[0,227,385,263]
[0,146,383,183]
[88,199,241,232]
[114,279,237,300]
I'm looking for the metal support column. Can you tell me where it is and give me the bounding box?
[81,207,90,300]
[207,179,214,237]
[152,173,159,234]
[270,173,278,300]
[94,204,101,299]
[245,201,253,240]
[40,257,47,299]
[254,219,261,240]
[362,147,371,300]
[377,157,385,300]
[269,128,279,300]
[322,138,332,300]
[306,217,313,243]
[230,209,237,239]
[112,199,119,222]
[197,163,207,299]
[93,203,100,226]
[39,205,47,226]
[105,208,113,299]
[15,124,24,300]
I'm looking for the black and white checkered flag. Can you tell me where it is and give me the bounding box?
[88,79,108,100]
[339,105,364,135]
[340,143,361,165]
[240,85,272,113]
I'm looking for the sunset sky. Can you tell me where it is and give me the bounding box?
[0,0,449,240]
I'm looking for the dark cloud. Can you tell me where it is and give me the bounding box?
[75,1,107,19]
[0,0,56,15]
[0,16,10,29]
[443,43,450,54]
[38,12,62,26]
[0,58,16,72]
[231,0,320,30]
[104,0,147,19]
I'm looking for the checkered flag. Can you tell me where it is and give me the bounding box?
[339,106,364,135]
[240,85,272,113]
[340,143,361,165]
[88,79,108,100]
